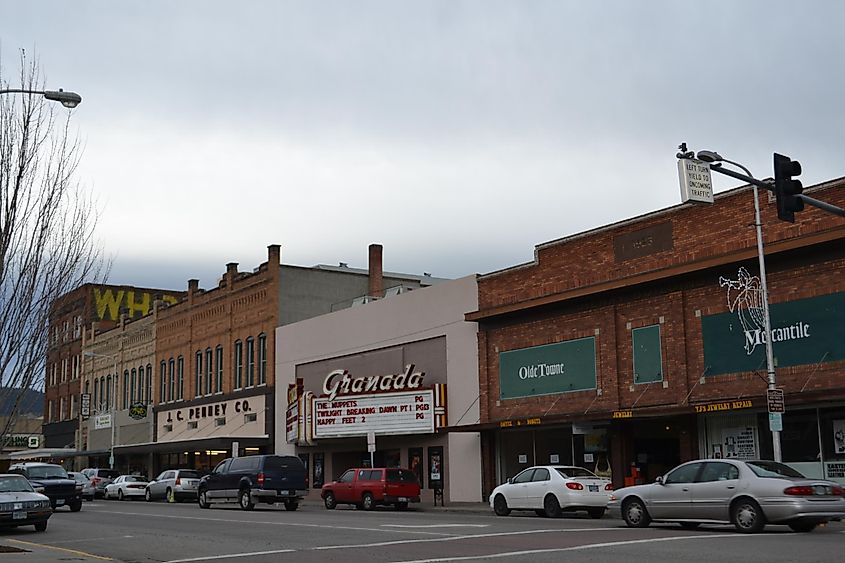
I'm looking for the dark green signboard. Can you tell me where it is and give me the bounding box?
[702,291,845,376]
[633,325,663,384]
[499,337,596,400]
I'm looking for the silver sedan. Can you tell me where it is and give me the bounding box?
[608,459,845,533]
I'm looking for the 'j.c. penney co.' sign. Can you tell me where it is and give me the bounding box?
[702,278,845,376]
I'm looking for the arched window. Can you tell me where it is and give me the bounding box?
[205,348,213,395]
[159,361,166,402]
[130,368,137,404]
[234,340,243,390]
[168,358,175,402]
[215,346,224,394]
[195,351,202,398]
[123,370,129,409]
[106,375,112,410]
[246,337,255,388]
[146,364,153,404]
[177,356,184,400]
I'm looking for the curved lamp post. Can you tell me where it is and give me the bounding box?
[695,150,782,463]
[0,88,82,108]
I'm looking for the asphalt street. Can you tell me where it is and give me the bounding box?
[1,498,843,563]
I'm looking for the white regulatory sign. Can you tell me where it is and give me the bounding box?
[678,158,714,204]
[313,390,435,438]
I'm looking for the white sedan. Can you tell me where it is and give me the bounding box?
[490,465,612,518]
[104,475,150,500]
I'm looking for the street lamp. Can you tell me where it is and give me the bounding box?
[0,88,82,108]
[83,351,119,469]
[695,150,783,463]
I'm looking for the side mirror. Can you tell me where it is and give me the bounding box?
[655,476,664,485]
[507,477,513,484]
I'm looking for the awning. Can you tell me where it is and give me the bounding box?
[6,448,77,460]
[113,435,270,456]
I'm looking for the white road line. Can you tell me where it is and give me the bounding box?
[90,509,457,536]
[383,524,490,529]
[314,527,623,550]
[392,533,773,562]
[165,549,295,562]
[49,535,133,544]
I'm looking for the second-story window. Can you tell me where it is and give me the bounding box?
[205,348,213,395]
[105,375,111,410]
[130,368,137,405]
[258,333,267,386]
[234,340,243,390]
[246,337,255,388]
[195,351,202,398]
[159,361,166,403]
[146,364,152,404]
[177,356,184,400]
[168,358,176,402]
[215,346,223,394]
[123,370,129,409]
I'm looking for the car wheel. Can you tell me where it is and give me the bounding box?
[284,500,299,511]
[198,490,211,509]
[34,521,47,532]
[324,492,337,510]
[622,498,651,528]
[731,498,766,533]
[788,521,818,533]
[543,494,562,518]
[588,508,605,520]
[493,494,510,517]
[396,502,409,510]
[69,500,82,512]
[239,489,255,511]
[167,488,175,503]
[118,489,125,501]
[145,489,152,502]
[361,492,375,511]
[679,522,701,530]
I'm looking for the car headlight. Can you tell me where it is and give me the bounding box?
[41,500,51,508]
[34,486,45,494]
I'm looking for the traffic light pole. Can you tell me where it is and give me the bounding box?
[705,162,782,462]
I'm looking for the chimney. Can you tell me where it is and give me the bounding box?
[225,262,239,289]
[188,279,199,303]
[368,243,383,298]
[268,244,281,267]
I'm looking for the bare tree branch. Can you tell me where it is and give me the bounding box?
[0,51,109,444]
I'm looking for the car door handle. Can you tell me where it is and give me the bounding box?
[682,488,689,492]
[726,486,735,489]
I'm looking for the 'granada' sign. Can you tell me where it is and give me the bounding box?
[322,364,425,401]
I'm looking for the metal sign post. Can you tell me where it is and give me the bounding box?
[367,431,376,468]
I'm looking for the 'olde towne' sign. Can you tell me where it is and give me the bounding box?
[498,337,597,400]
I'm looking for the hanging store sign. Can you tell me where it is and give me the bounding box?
[81,393,91,419]
[94,413,112,430]
[312,387,443,439]
[128,402,148,420]
[702,280,845,376]
[499,337,597,400]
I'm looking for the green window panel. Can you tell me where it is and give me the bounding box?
[632,324,663,384]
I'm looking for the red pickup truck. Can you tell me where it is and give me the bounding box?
[322,467,421,510]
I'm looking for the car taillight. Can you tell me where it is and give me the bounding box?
[605,483,614,491]
[257,472,265,486]
[784,486,814,496]
[566,482,584,490]
[832,486,844,497]
[175,478,181,486]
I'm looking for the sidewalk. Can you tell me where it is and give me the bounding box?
[0,538,110,561]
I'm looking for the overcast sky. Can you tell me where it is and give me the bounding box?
[3,1,843,291]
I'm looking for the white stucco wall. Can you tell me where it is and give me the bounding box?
[275,275,481,502]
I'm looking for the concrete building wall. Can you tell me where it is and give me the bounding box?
[275,275,481,502]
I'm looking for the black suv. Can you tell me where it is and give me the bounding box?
[198,455,307,511]
[9,462,83,511]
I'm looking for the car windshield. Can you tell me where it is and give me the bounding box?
[70,473,89,484]
[555,467,598,479]
[0,476,34,493]
[27,466,68,479]
[746,461,806,479]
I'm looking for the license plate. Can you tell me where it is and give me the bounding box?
[13,511,26,520]
[279,490,289,496]
[56,499,65,505]
[398,497,408,502]
[588,485,599,492]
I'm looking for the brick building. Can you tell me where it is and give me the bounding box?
[466,178,845,497]
[42,284,183,456]
[113,244,439,476]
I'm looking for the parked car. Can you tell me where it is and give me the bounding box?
[146,469,201,502]
[0,474,53,532]
[9,462,83,512]
[489,465,611,519]
[609,459,845,533]
[198,455,307,511]
[81,468,120,499]
[104,475,150,500]
[68,472,95,501]
[322,468,421,510]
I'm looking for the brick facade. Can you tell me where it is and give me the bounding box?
[471,179,845,494]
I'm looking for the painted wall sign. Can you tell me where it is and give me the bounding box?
[499,337,597,400]
[156,394,266,441]
[499,417,542,428]
[312,389,437,438]
[702,277,845,376]
[693,399,753,414]
[2,435,42,449]
[93,286,180,321]
[613,222,674,262]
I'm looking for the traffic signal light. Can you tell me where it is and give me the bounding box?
[773,153,803,223]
